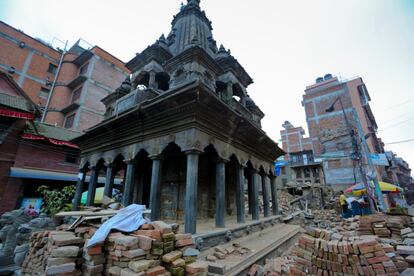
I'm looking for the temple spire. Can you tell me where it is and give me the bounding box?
[187,0,200,8]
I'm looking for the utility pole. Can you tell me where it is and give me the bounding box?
[352,111,385,211]
[41,40,68,123]
[326,97,376,213]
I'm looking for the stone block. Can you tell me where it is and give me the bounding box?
[208,263,226,274]
[206,255,216,262]
[171,258,185,268]
[183,248,200,257]
[122,248,147,259]
[51,246,79,258]
[169,266,184,276]
[86,245,103,255]
[146,265,166,276]
[162,251,182,263]
[108,266,122,276]
[213,252,226,260]
[51,234,83,246]
[174,234,191,241]
[175,238,193,247]
[185,261,208,274]
[135,230,162,239]
[398,246,414,255]
[121,268,146,276]
[115,236,139,247]
[47,257,75,266]
[45,263,76,275]
[162,232,175,242]
[136,235,154,250]
[152,221,172,234]
[129,259,152,273]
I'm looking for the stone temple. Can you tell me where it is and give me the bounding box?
[72,0,284,234]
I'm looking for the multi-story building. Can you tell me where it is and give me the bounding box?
[302,74,384,191]
[0,21,130,132]
[278,121,325,187]
[385,151,414,204]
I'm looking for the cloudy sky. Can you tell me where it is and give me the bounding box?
[1,0,414,168]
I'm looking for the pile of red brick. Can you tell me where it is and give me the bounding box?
[21,221,208,276]
[358,214,410,239]
[289,227,409,275]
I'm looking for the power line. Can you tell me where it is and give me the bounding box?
[385,138,414,145]
[383,98,414,111]
[378,116,414,132]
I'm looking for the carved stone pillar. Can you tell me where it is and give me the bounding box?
[86,166,99,206]
[149,71,156,89]
[215,158,228,228]
[149,155,163,221]
[236,164,246,223]
[123,159,137,207]
[270,175,279,215]
[251,170,260,220]
[103,163,115,198]
[72,168,87,211]
[261,173,270,217]
[184,150,202,234]
[223,82,233,103]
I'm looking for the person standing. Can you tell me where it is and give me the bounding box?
[339,191,348,217]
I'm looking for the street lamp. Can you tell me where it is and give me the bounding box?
[325,97,377,213]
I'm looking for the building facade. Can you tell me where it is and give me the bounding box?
[0,71,83,213]
[278,121,325,187]
[385,152,414,204]
[72,0,284,234]
[0,21,130,132]
[303,74,384,191]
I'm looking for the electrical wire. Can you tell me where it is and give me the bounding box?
[385,138,414,145]
[378,116,414,132]
[383,98,414,111]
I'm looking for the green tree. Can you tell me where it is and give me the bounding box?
[37,185,76,216]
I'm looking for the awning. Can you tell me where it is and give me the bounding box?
[344,181,403,195]
[9,167,122,184]
[0,107,34,120]
[21,134,79,149]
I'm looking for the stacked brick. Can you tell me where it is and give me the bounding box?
[21,231,50,275]
[21,221,207,276]
[358,214,411,239]
[22,231,84,275]
[289,228,407,276]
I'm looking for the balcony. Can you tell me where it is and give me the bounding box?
[67,75,87,89]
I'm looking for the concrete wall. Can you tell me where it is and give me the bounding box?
[0,21,60,105]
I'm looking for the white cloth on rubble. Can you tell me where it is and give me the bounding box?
[86,204,148,248]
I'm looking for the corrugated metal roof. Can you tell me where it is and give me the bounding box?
[0,92,35,113]
[25,122,82,141]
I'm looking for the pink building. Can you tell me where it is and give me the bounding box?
[302,74,384,191]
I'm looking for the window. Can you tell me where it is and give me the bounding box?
[39,87,50,99]
[79,63,89,75]
[65,114,75,129]
[281,167,286,175]
[295,169,302,179]
[47,63,57,74]
[282,178,287,185]
[72,87,82,103]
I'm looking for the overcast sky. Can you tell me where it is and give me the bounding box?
[1,0,414,170]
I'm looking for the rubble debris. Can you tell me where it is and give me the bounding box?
[20,218,200,276]
[289,227,409,275]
